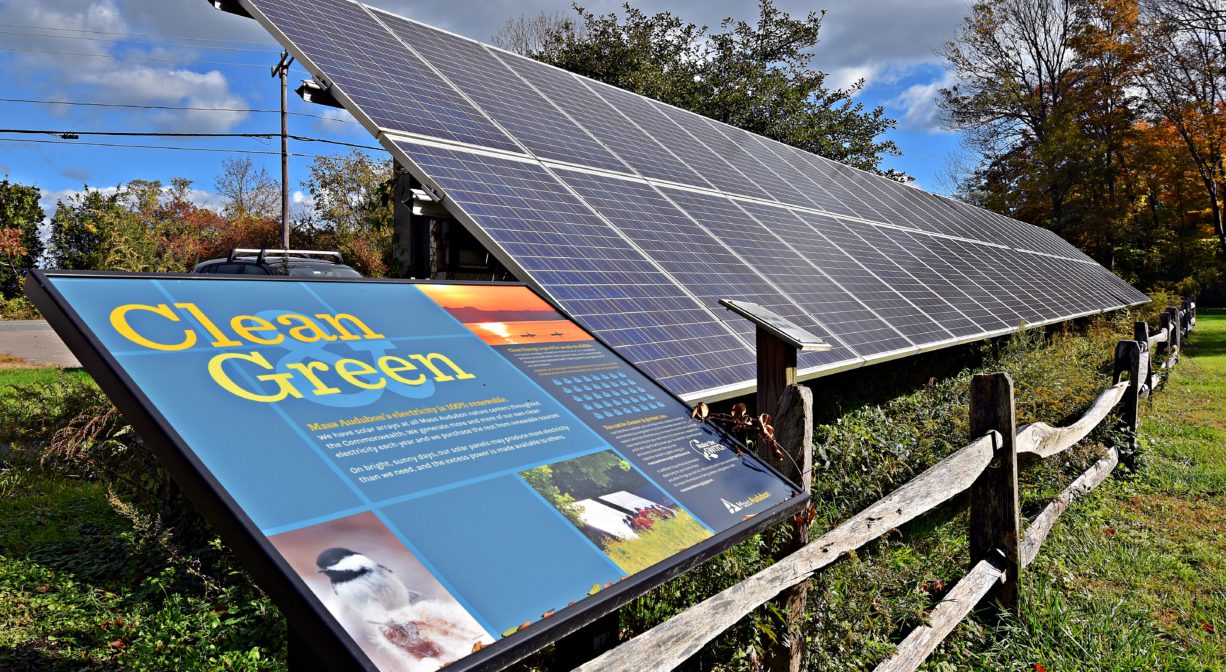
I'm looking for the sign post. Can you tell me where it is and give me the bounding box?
[718,299,830,416]
[719,299,827,672]
[26,272,807,672]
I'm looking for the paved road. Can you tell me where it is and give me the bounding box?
[0,320,81,368]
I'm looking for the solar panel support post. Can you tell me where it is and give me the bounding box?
[393,169,431,279]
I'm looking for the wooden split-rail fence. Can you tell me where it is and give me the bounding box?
[571,301,1196,672]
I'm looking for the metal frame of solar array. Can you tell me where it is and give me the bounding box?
[228,0,1149,402]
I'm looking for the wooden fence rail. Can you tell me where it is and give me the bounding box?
[572,307,1193,672]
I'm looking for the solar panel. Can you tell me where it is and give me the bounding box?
[581,79,767,199]
[822,221,983,338]
[231,0,1148,400]
[240,0,519,151]
[393,140,756,394]
[493,53,707,187]
[372,10,627,173]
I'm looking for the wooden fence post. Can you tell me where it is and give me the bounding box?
[1167,307,1181,356]
[1133,322,1152,395]
[1113,340,1141,464]
[1157,312,1171,363]
[968,373,1020,616]
[764,384,813,672]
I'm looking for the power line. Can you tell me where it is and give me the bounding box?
[0,21,272,46]
[0,97,360,124]
[0,28,274,53]
[0,137,319,156]
[0,128,381,151]
[0,45,308,71]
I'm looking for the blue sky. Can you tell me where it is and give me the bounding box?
[0,0,971,220]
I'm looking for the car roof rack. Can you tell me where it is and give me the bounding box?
[228,248,345,264]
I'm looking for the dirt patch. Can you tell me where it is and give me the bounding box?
[0,353,36,368]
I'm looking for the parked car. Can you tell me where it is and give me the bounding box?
[192,249,363,278]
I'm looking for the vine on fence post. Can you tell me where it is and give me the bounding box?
[968,372,1021,616]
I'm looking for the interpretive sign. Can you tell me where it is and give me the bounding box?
[25,271,806,672]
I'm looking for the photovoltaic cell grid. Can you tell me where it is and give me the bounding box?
[235,0,1150,400]
[395,141,756,393]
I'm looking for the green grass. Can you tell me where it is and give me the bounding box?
[604,513,714,574]
[0,367,287,671]
[0,366,91,389]
[922,311,1226,671]
[0,468,285,671]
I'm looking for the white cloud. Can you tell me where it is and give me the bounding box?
[888,72,956,133]
[183,188,226,213]
[0,0,252,132]
[825,65,885,94]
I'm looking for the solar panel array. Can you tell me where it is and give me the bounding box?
[232,0,1149,400]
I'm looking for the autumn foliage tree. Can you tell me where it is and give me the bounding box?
[295,150,395,277]
[35,149,395,282]
[0,179,44,299]
[942,0,1226,298]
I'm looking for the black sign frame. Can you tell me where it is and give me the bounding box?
[25,269,807,672]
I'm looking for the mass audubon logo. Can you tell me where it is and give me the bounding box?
[721,491,771,515]
[689,438,723,461]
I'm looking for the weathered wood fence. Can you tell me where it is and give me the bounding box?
[573,301,1196,672]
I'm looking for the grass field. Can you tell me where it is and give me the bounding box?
[926,310,1226,670]
[0,366,91,388]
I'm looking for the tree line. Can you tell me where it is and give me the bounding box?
[941,0,1226,299]
[0,151,393,316]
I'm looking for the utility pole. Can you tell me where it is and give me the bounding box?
[271,51,294,249]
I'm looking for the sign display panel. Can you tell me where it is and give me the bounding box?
[26,272,805,671]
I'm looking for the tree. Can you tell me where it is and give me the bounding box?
[502,1,905,178]
[940,0,1151,268]
[0,180,45,298]
[49,188,145,271]
[492,10,577,55]
[215,157,280,220]
[941,0,1082,232]
[1138,0,1226,260]
[297,150,394,276]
